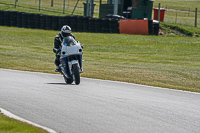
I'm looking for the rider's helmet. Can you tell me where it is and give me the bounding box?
[60,25,71,38]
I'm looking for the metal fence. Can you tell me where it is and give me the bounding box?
[0,0,103,17]
[154,3,199,27]
[163,9,199,27]
[0,0,199,27]
[0,10,121,33]
[0,0,86,16]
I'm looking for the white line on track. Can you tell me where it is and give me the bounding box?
[0,108,57,133]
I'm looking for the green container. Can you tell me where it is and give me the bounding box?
[83,3,96,16]
[131,0,154,19]
[99,4,122,18]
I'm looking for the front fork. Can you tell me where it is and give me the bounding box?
[60,55,83,78]
[68,60,79,75]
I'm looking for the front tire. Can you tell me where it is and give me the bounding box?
[64,76,73,84]
[73,64,80,85]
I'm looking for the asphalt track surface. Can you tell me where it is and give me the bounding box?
[0,69,200,133]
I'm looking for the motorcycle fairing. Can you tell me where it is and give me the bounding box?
[60,57,73,79]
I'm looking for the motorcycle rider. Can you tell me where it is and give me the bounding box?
[53,25,77,72]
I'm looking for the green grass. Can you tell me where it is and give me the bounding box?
[159,10,200,28]
[1,1,199,132]
[0,26,200,93]
[160,22,200,36]
[0,0,100,17]
[0,0,86,16]
[154,0,200,11]
[1,0,199,26]
[0,112,48,133]
[153,0,200,27]
[1,0,199,14]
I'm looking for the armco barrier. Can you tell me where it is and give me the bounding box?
[52,16,59,30]
[0,11,158,35]
[0,11,117,33]
[28,13,35,28]
[101,18,109,33]
[83,16,90,32]
[17,12,22,27]
[0,10,4,25]
[34,14,40,29]
[58,16,64,30]
[63,16,71,28]
[4,11,10,26]
[77,16,83,32]
[148,19,154,35]
[94,18,101,33]
[109,18,119,33]
[70,16,78,32]
[40,14,46,29]
[153,20,160,35]
[10,11,18,27]
[21,12,28,28]
[46,15,52,30]
[88,18,95,32]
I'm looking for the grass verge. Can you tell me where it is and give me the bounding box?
[0,0,93,16]
[154,0,200,11]
[0,111,48,133]
[160,22,200,37]
[0,26,200,93]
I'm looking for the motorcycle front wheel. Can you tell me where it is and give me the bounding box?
[73,64,80,85]
[64,76,73,84]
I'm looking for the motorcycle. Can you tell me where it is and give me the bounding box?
[59,36,83,85]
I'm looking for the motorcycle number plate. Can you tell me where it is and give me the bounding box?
[71,60,78,64]
[68,63,72,69]
[68,60,78,70]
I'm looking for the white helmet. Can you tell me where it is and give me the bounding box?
[61,25,71,38]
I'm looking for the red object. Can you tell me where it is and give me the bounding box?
[119,20,149,35]
[153,8,166,22]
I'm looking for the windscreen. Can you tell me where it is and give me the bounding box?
[63,36,77,46]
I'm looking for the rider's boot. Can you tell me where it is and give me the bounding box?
[55,66,60,72]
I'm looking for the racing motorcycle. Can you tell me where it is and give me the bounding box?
[59,36,83,85]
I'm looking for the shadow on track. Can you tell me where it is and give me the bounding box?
[47,83,75,85]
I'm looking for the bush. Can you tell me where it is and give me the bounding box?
[161,23,194,36]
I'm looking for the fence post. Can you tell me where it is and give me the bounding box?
[114,0,118,15]
[71,0,80,15]
[175,12,177,24]
[89,0,94,17]
[39,0,41,12]
[51,0,53,7]
[63,0,65,14]
[188,8,190,17]
[195,8,197,27]
[15,0,17,8]
[86,0,89,16]
[158,3,160,22]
